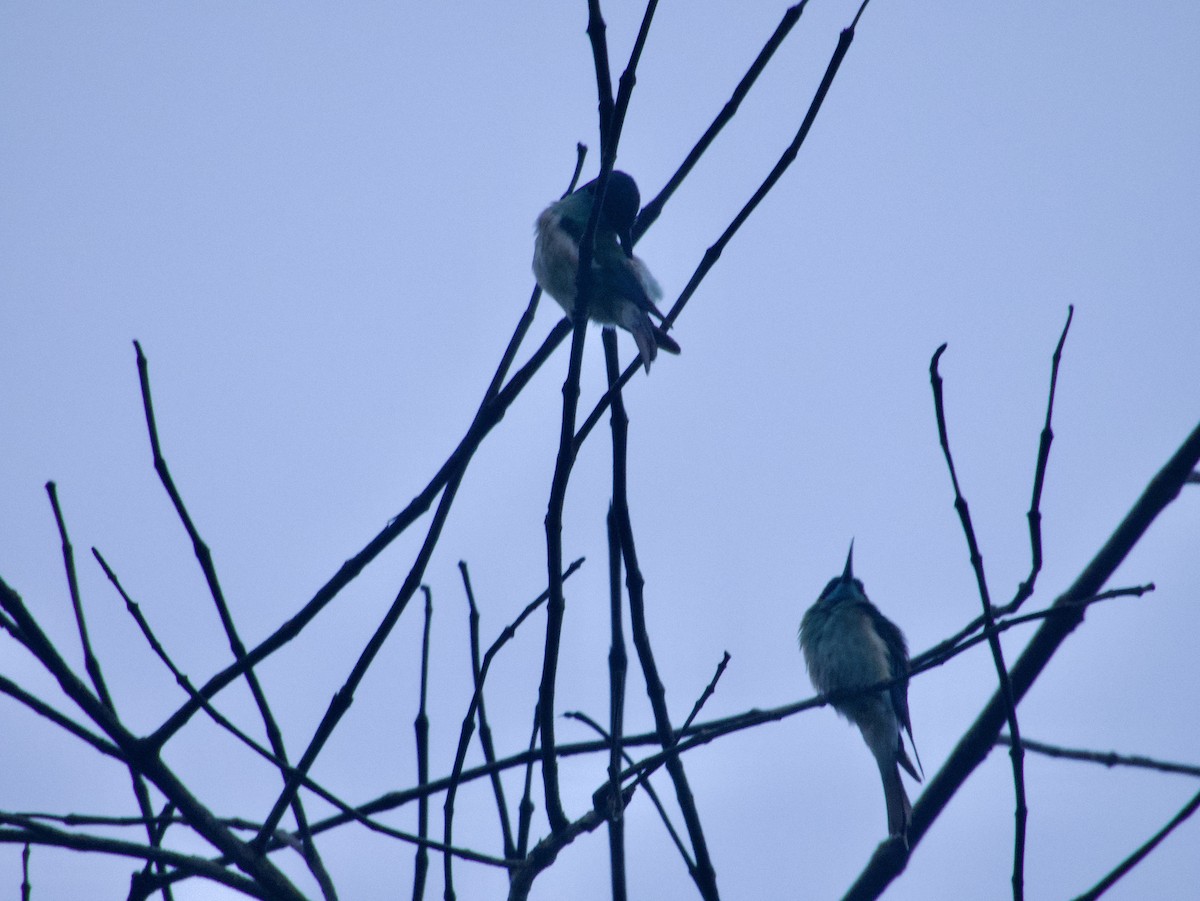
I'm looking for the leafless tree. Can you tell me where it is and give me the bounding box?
[3,3,1198,899]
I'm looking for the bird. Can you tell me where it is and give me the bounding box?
[799,543,922,838]
[533,170,680,372]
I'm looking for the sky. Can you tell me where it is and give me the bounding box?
[3,2,1199,899]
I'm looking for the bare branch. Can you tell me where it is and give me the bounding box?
[930,344,1027,897]
[635,2,810,240]
[998,736,1200,779]
[1,818,272,900]
[1071,788,1200,901]
[605,330,719,899]
[843,416,1200,899]
[447,559,584,883]
[506,785,636,901]
[565,710,692,875]
[604,502,628,901]
[1011,306,1074,614]
[412,586,432,901]
[575,10,873,448]
[0,577,307,900]
[459,562,516,859]
[150,314,571,747]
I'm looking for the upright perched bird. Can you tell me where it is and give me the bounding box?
[533,170,680,372]
[799,544,922,838]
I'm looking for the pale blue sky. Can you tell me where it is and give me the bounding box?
[3,3,1199,898]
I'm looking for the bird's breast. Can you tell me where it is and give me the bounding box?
[533,208,579,315]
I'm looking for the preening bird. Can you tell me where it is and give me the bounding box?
[799,543,922,838]
[533,170,680,372]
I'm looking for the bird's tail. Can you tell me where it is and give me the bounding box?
[622,313,680,373]
[897,738,922,782]
[880,760,912,838]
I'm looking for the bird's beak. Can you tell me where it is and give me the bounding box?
[842,540,855,583]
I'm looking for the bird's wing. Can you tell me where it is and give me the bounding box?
[864,604,913,733]
[866,603,924,779]
[595,255,665,318]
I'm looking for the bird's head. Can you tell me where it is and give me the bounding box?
[576,170,641,256]
[817,540,867,606]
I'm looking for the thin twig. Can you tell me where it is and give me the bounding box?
[585,0,614,158]
[605,502,628,901]
[46,483,113,710]
[605,331,719,899]
[843,417,1200,899]
[517,710,541,859]
[506,785,637,901]
[566,710,693,874]
[134,343,330,892]
[605,0,658,169]
[1071,788,1200,901]
[634,2,810,240]
[1010,306,1074,614]
[0,670,123,762]
[254,458,470,848]
[998,736,1200,778]
[47,486,175,899]
[574,9,869,449]
[539,146,618,834]
[914,585,1153,673]
[930,344,1026,899]
[302,583,1145,839]
[149,315,572,747]
[21,842,30,901]
[537,0,656,808]
[600,651,732,803]
[413,586,432,901]
[460,562,516,859]
[0,577,305,900]
[678,653,731,740]
[446,559,585,884]
[1,819,272,900]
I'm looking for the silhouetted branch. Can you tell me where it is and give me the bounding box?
[606,332,719,900]
[930,343,1027,897]
[607,0,658,167]
[565,710,692,875]
[540,61,634,828]
[0,671,122,762]
[460,562,516,860]
[998,736,1200,778]
[94,545,423,879]
[46,483,112,710]
[412,586,432,901]
[517,711,541,859]
[20,842,30,901]
[135,342,330,890]
[843,416,1200,900]
[0,577,305,899]
[506,784,637,901]
[150,314,572,747]
[1011,306,1074,613]
[1072,788,1200,901]
[914,584,1154,674]
[679,653,731,739]
[48,487,176,899]
[575,7,874,448]
[446,558,586,891]
[0,818,271,900]
[604,500,628,901]
[635,1,809,240]
[254,458,470,848]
